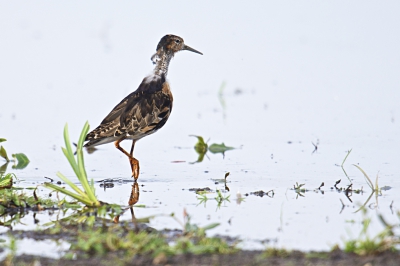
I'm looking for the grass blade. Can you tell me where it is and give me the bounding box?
[44,182,93,206]
[353,164,373,190]
[63,124,79,176]
[56,172,86,197]
[76,122,97,202]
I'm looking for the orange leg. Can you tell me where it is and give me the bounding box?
[114,138,140,180]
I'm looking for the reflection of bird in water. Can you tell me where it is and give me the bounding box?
[84,35,202,179]
[128,182,140,206]
[113,182,140,225]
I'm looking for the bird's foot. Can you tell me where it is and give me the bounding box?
[129,158,140,180]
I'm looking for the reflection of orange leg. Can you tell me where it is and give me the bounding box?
[113,181,140,224]
[128,181,140,206]
[114,138,140,180]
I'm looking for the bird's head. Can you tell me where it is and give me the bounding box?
[157,34,202,55]
[151,34,202,64]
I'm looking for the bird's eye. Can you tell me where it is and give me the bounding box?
[175,39,180,44]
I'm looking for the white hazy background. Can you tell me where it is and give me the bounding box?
[1,1,399,177]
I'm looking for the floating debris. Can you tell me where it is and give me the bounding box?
[249,190,274,198]
[189,187,212,193]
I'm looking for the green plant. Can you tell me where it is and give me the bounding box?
[215,189,230,207]
[69,210,236,258]
[0,188,55,209]
[353,164,379,192]
[183,210,219,237]
[71,227,168,256]
[196,188,231,209]
[292,182,306,198]
[352,165,382,212]
[44,204,126,228]
[0,186,59,229]
[1,235,17,266]
[44,122,101,207]
[342,209,400,255]
[0,138,30,171]
[189,135,235,163]
[0,173,14,189]
[262,247,290,258]
[196,193,209,207]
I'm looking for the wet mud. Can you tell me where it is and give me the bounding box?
[5,250,400,266]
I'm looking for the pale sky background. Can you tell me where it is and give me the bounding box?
[1,1,399,178]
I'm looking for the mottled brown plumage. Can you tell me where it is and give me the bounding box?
[84,35,202,180]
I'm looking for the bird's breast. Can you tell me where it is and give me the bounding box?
[161,81,173,103]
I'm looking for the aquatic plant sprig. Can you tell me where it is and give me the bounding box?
[341,149,352,182]
[352,164,383,213]
[215,189,230,205]
[353,164,378,192]
[0,173,14,189]
[44,122,101,207]
[0,138,30,171]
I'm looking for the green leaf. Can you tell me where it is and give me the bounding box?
[56,171,86,197]
[190,135,208,154]
[0,173,14,189]
[208,143,235,154]
[0,146,9,161]
[0,138,6,143]
[190,151,206,164]
[75,122,97,202]
[202,222,220,231]
[189,135,208,164]
[0,162,9,174]
[12,153,30,169]
[44,182,94,206]
[63,124,79,177]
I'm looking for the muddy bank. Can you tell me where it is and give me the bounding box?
[4,250,400,266]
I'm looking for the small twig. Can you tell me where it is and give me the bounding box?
[390,201,394,214]
[341,149,352,167]
[341,149,352,182]
[224,172,230,191]
[44,176,53,182]
[334,179,341,189]
[339,199,346,214]
[344,184,353,203]
[311,141,318,154]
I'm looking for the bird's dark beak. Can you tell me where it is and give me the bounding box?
[183,45,203,55]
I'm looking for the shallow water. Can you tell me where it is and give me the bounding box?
[1,0,400,257]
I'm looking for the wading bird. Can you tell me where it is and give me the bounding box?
[84,35,202,180]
